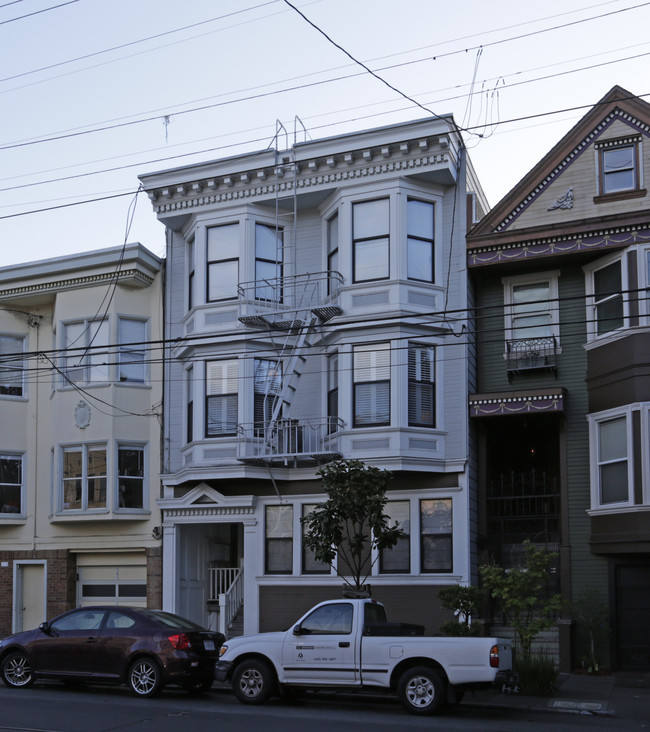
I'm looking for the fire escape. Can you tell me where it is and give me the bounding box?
[237,123,344,467]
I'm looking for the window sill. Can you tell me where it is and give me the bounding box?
[0,514,26,522]
[50,510,151,522]
[593,188,647,204]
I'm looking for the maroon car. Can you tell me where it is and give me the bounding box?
[0,606,224,697]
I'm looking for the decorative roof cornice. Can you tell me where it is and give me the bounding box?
[493,108,650,233]
[146,140,453,216]
[468,224,650,267]
[469,390,565,417]
[0,268,154,301]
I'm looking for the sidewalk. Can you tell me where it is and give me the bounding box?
[464,671,650,718]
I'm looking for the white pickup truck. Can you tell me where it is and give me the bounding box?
[216,597,513,715]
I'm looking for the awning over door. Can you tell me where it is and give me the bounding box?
[469,388,566,418]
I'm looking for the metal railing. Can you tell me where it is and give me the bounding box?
[237,417,343,464]
[506,336,557,378]
[238,271,343,323]
[208,567,243,638]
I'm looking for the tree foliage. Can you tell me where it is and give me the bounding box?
[480,541,563,663]
[301,460,403,592]
[438,585,485,636]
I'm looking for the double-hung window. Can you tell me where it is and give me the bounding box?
[302,504,330,574]
[592,259,624,336]
[595,415,630,506]
[205,359,238,437]
[186,366,194,444]
[327,213,339,295]
[62,444,107,511]
[255,224,283,302]
[353,343,390,427]
[254,358,281,426]
[207,224,239,301]
[407,199,434,282]
[379,500,411,573]
[353,199,389,282]
[0,335,25,397]
[327,352,339,433]
[118,318,146,384]
[117,445,145,509]
[420,498,452,572]
[187,237,195,310]
[63,319,109,385]
[597,138,641,196]
[0,454,22,515]
[408,344,435,427]
[265,504,293,574]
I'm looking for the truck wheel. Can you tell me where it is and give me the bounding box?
[397,666,446,715]
[232,659,275,705]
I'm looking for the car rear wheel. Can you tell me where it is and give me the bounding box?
[128,658,162,697]
[397,665,446,715]
[232,659,275,705]
[1,651,34,689]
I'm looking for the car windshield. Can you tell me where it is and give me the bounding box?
[137,609,206,630]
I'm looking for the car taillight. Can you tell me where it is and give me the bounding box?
[168,633,192,650]
[490,644,499,668]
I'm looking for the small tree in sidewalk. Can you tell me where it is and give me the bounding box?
[480,540,563,664]
[301,459,403,594]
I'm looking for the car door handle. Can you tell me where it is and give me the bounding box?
[339,642,350,648]
[86,637,97,644]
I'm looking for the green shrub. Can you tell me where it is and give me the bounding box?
[516,653,558,696]
[439,620,484,636]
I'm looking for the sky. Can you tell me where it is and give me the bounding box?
[1,0,650,267]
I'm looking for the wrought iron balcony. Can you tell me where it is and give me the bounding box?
[506,336,557,380]
[238,271,343,328]
[237,417,343,467]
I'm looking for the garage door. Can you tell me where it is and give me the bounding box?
[78,565,147,607]
[616,564,650,670]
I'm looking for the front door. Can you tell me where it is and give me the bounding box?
[14,562,46,633]
[281,602,358,685]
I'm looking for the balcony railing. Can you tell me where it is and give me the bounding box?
[207,567,243,638]
[506,336,557,380]
[237,417,343,466]
[238,271,343,327]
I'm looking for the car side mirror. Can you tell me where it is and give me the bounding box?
[39,621,52,635]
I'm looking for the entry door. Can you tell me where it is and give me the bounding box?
[281,602,358,685]
[616,564,650,670]
[15,562,46,633]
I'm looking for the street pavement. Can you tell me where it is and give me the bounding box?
[464,670,650,719]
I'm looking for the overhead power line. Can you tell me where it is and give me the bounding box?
[0,0,78,26]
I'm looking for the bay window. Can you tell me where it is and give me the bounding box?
[63,319,109,385]
[408,344,435,427]
[265,504,293,574]
[407,199,434,282]
[0,454,22,515]
[420,498,452,573]
[596,416,630,505]
[62,444,107,511]
[205,359,238,437]
[207,224,239,302]
[0,334,24,397]
[117,445,145,509]
[353,343,390,427]
[118,317,146,384]
[353,199,389,282]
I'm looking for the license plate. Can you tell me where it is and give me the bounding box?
[204,640,215,651]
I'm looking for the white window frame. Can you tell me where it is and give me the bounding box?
[117,317,147,385]
[0,452,24,517]
[596,137,643,196]
[353,343,391,427]
[205,359,239,438]
[60,443,108,513]
[584,252,628,341]
[588,406,634,510]
[61,318,110,387]
[116,443,147,512]
[502,270,560,346]
[0,334,25,398]
[207,223,240,302]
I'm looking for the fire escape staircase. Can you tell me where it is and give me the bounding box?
[236,271,344,467]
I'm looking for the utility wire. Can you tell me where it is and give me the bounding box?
[0,0,78,26]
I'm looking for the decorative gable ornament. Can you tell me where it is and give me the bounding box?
[548,187,574,211]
